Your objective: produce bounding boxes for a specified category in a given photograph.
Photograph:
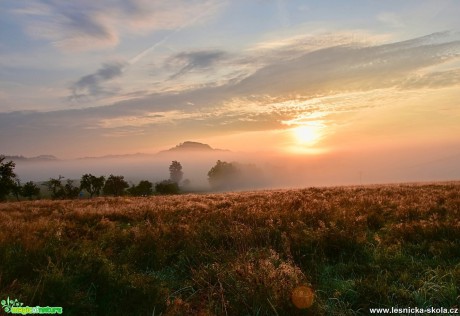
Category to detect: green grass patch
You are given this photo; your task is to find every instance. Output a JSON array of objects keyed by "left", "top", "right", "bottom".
[{"left": 1, "top": 183, "right": 459, "bottom": 315}]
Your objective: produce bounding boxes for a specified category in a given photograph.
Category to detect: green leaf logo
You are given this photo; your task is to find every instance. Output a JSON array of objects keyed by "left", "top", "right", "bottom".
[{"left": 1, "top": 297, "right": 23, "bottom": 313}]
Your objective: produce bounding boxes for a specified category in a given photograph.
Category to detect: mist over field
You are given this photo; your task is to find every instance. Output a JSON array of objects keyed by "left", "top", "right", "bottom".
[
  {"left": 11, "top": 140, "right": 460, "bottom": 191},
  {"left": 13, "top": 151, "right": 235, "bottom": 188}
]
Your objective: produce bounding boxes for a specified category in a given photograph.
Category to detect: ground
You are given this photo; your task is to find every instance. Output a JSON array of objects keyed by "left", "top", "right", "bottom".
[{"left": 0, "top": 183, "right": 459, "bottom": 315}]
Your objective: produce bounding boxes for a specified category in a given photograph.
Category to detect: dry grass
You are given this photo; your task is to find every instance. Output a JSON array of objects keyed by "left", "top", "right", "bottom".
[{"left": 0, "top": 182, "right": 459, "bottom": 315}]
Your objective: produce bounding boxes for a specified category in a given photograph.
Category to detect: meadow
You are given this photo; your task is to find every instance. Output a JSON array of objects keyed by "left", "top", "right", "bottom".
[{"left": 0, "top": 182, "right": 459, "bottom": 315}]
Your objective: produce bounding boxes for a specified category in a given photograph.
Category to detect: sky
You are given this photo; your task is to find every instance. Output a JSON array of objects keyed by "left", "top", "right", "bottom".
[{"left": 1, "top": 0, "right": 460, "bottom": 182}]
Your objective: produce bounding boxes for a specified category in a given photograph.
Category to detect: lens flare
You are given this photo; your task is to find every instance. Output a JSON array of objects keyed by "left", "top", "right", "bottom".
[{"left": 291, "top": 285, "right": 315, "bottom": 309}]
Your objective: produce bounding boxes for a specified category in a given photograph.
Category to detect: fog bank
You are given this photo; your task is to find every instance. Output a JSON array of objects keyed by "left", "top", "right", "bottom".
[{"left": 11, "top": 141, "right": 460, "bottom": 192}]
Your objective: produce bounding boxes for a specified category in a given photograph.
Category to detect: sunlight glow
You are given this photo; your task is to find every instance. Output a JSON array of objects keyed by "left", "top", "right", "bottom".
[{"left": 292, "top": 124, "right": 323, "bottom": 145}]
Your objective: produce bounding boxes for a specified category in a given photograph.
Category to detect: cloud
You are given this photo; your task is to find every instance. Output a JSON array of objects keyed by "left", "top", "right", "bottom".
[
  {"left": 248, "top": 31, "right": 390, "bottom": 55},
  {"left": 70, "top": 62, "right": 126, "bottom": 101},
  {"left": 79, "top": 31, "right": 460, "bottom": 133},
  {"left": 62, "top": 31, "right": 460, "bottom": 109},
  {"left": 232, "top": 31, "right": 460, "bottom": 96},
  {"left": 12, "top": 0, "right": 224, "bottom": 52},
  {"left": 2, "top": 32, "right": 460, "bottom": 157},
  {"left": 401, "top": 68, "right": 460, "bottom": 89},
  {"left": 167, "top": 50, "right": 228, "bottom": 79},
  {"left": 14, "top": 2, "right": 119, "bottom": 51},
  {"left": 71, "top": 31, "right": 460, "bottom": 114}
]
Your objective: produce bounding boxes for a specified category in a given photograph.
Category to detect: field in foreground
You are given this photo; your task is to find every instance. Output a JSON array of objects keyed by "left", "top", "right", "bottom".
[{"left": 0, "top": 183, "right": 459, "bottom": 315}]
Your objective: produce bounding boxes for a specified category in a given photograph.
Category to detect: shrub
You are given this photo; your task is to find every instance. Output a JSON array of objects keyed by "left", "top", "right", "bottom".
[
  {"left": 155, "top": 180, "right": 180, "bottom": 195},
  {"left": 128, "top": 180, "right": 153, "bottom": 196}
]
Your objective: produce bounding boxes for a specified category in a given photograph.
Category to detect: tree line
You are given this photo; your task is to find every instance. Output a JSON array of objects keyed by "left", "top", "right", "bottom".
[
  {"left": 1, "top": 156, "right": 263, "bottom": 201},
  {"left": 0, "top": 157, "right": 185, "bottom": 201}
]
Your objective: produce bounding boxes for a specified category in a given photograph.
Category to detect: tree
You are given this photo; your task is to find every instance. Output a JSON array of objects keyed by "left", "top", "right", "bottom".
[
  {"left": 207, "top": 160, "right": 240, "bottom": 190},
  {"left": 45, "top": 175, "right": 65, "bottom": 199},
  {"left": 22, "top": 181, "right": 41, "bottom": 200},
  {"left": 80, "top": 174, "right": 105, "bottom": 198},
  {"left": 0, "top": 156, "right": 17, "bottom": 201},
  {"left": 169, "top": 161, "right": 183, "bottom": 184},
  {"left": 10, "top": 178, "right": 22, "bottom": 201},
  {"left": 155, "top": 180, "right": 180, "bottom": 195},
  {"left": 207, "top": 160, "right": 264, "bottom": 191},
  {"left": 103, "top": 174, "right": 129, "bottom": 196},
  {"left": 127, "top": 180, "right": 153, "bottom": 196},
  {"left": 63, "top": 179, "right": 80, "bottom": 199}
]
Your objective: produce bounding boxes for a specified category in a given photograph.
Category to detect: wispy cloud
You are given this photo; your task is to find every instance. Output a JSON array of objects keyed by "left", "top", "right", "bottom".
[
  {"left": 168, "top": 50, "right": 228, "bottom": 79},
  {"left": 72, "top": 31, "right": 460, "bottom": 112},
  {"left": 69, "top": 62, "right": 126, "bottom": 101},
  {"left": 234, "top": 31, "right": 460, "bottom": 96},
  {"left": 401, "top": 68, "right": 460, "bottom": 89},
  {"left": 13, "top": 0, "right": 224, "bottom": 52},
  {"left": 248, "top": 31, "right": 391, "bottom": 55}
]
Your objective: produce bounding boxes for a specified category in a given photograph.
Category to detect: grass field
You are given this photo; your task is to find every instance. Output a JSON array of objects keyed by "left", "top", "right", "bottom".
[{"left": 0, "top": 183, "right": 459, "bottom": 315}]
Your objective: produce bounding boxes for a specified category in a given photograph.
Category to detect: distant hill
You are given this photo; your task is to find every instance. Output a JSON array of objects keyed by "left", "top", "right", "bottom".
[
  {"left": 157, "top": 141, "right": 229, "bottom": 155},
  {"left": 2, "top": 154, "right": 58, "bottom": 161},
  {"left": 73, "top": 142, "right": 227, "bottom": 160},
  {"left": 4, "top": 142, "right": 229, "bottom": 162},
  {"left": 77, "top": 153, "right": 151, "bottom": 160}
]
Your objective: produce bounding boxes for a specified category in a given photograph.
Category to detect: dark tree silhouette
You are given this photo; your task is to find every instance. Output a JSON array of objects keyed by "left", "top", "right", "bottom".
[
  {"left": 80, "top": 174, "right": 105, "bottom": 198},
  {"left": 0, "top": 156, "right": 17, "bottom": 201},
  {"left": 22, "top": 181, "right": 41, "bottom": 200},
  {"left": 155, "top": 180, "right": 180, "bottom": 195},
  {"left": 128, "top": 180, "right": 153, "bottom": 196},
  {"left": 45, "top": 175, "right": 65, "bottom": 199},
  {"left": 103, "top": 174, "right": 129, "bottom": 196},
  {"left": 10, "top": 178, "right": 22, "bottom": 201},
  {"left": 169, "top": 161, "right": 183, "bottom": 184},
  {"left": 63, "top": 179, "right": 80, "bottom": 199}
]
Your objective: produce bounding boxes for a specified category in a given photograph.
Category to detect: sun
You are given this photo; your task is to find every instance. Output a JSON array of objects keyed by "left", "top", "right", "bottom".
[{"left": 292, "top": 124, "right": 322, "bottom": 145}]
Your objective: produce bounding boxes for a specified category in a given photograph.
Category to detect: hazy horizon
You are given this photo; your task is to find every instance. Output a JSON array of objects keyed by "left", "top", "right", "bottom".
[
  {"left": 1, "top": 1, "right": 459, "bottom": 187},
  {"left": 10, "top": 143, "right": 460, "bottom": 190}
]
